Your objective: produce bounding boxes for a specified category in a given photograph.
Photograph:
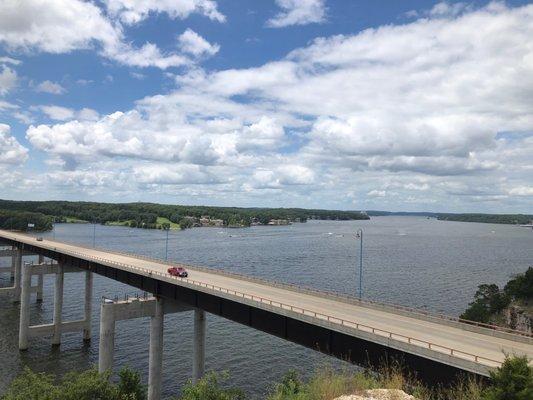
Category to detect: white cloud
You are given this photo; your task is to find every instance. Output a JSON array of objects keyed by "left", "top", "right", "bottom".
[
  {"left": 104, "top": 0, "right": 225, "bottom": 25},
  {"left": 39, "top": 105, "right": 100, "bottom": 121},
  {"left": 508, "top": 186, "right": 533, "bottom": 196},
  {"left": 39, "top": 105, "right": 75, "bottom": 121},
  {"left": 236, "top": 116, "right": 285, "bottom": 152},
  {"left": 0, "top": 56, "right": 20, "bottom": 65},
  {"left": 0, "top": 124, "right": 28, "bottom": 164},
  {"left": 267, "top": 0, "right": 326, "bottom": 28},
  {"left": 0, "top": 65, "right": 17, "bottom": 95},
  {"left": 0, "top": 0, "right": 204, "bottom": 69},
  {"left": 178, "top": 29, "right": 219, "bottom": 57},
  {"left": 15, "top": 3, "right": 533, "bottom": 211},
  {"left": 35, "top": 80, "right": 66, "bottom": 94}
]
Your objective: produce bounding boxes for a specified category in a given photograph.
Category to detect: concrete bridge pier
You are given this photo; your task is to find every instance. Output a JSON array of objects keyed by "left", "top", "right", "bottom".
[
  {"left": 98, "top": 299, "right": 116, "bottom": 372},
  {"left": 192, "top": 309, "right": 206, "bottom": 383},
  {"left": 18, "top": 262, "right": 32, "bottom": 350},
  {"left": 18, "top": 262, "right": 93, "bottom": 350},
  {"left": 12, "top": 245, "right": 22, "bottom": 303},
  {"left": 51, "top": 263, "right": 64, "bottom": 346},
  {"left": 36, "top": 254, "right": 44, "bottom": 302},
  {"left": 97, "top": 296, "right": 199, "bottom": 400},
  {"left": 148, "top": 297, "right": 164, "bottom": 400},
  {"left": 10, "top": 245, "right": 15, "bottom": 282},
  {"left": 83, "top": 271, "right": 93, "bottom": 341}
]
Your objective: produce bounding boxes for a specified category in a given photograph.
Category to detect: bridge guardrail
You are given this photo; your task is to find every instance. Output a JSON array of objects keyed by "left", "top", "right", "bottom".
[
  {"left": 10, "top": 231, "right": 528, "bottom": 338},
  {"left": 72, "top": 243, "right": 531, "bottom": 339},
  {"left": 53, "top": 246, "right": 502, "bottom": 368},
  {"left": 0, "top": 232, "right": 513, "bottom": 367}
]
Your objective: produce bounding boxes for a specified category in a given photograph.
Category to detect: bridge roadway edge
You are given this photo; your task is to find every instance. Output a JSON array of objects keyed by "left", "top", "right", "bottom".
[{"left": 0, "top": 237, "right": 491, "bottom": 387}]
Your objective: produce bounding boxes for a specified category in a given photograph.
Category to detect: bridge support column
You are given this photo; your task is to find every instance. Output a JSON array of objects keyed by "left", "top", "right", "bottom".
[
  {"left": 98, "top": 300, "right": 116, "bottom": 373},
  {"left": 10, "top": 245, "right": 15, "bottom": 282},
  {"left": 52, "top": 263, "right": 64, "bottom": 346},
  {"left": 18, "top": 262, "right": 31, "bottom": 350},
  {"left": 148, "top": 297, "right": 164, "bottom": 400},
  {"left": 192, "top": 309, "right": 206, "bottom": 383},
  {"left": 83, "top": 271, "right": 93, "bottom": 342},
  {"left": 36, "top": 255, "right": 44, "bottom": 303},
  {"left": 12, "top": 245, "right": 22, "bottom": 303}
]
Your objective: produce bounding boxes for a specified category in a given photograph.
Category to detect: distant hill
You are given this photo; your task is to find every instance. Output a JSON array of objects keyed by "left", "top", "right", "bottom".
[
  {"left": 437, "top": 213, "right": 533, "bottom": 225},
  {"left": 0, "top": 199, "right": 369, "bottom": 231}
]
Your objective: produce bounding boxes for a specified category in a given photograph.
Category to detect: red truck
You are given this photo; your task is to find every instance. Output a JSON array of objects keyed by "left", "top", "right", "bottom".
[{"left": 167, "top": 266, "right": 188, "bottom": 278}]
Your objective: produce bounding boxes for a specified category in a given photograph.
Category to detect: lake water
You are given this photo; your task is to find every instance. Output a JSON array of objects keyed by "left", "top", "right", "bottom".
[{"left": 1, "top": 217, "right": 532, "bottom": 398}]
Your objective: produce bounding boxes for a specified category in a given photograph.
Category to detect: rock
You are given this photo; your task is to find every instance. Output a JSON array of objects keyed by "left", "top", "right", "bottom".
[{"left": 335, "top": 389, "right": 417, "bottom": 400}]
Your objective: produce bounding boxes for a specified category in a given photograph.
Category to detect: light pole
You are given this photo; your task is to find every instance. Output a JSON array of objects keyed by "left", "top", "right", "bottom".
[
  {"left": 164, "top": 226, "right": 170, "bottom": 261},
  {"left": 355, "top": 228, "right": 363, "bottom": 299}
]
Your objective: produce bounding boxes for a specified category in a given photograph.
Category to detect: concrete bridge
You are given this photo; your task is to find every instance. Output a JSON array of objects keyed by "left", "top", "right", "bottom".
[{"left": 1, "top": 229, "right": 532, "bottom": 400}]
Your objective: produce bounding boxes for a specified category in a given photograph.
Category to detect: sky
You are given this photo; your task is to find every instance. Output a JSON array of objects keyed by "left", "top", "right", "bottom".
[{"left": 0, "top": 0, "right": 532, "bottom": 213}]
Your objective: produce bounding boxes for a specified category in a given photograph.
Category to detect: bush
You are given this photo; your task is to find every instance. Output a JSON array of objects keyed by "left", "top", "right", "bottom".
[
  {"left": 1, "top": 366, "right": 146, "bottom": 400},
  {"left": 483, "top": 355, "right": 532, "bottom": 400},
  {"left": 178, "top": 372, "right": 245, "bottom": 400}
]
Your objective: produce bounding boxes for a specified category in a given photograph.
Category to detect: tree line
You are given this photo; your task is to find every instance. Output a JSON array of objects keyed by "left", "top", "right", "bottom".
[
  {"left": 0, "top": 200, "right": 369, "bottom": 231},
  {"left": 460, "top": 267, "right": 533, "bottom": 324},
  {"left": 0, "top": 210, "right": 53, "bottom": 231},
  {"left": 438, "top": 213, "right": 533, "bottom": 225}
]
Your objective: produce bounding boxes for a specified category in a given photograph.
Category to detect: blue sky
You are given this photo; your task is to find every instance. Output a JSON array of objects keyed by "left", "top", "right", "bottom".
[{"left": 0, "top": 0, "right": 532, "bottom": 212}]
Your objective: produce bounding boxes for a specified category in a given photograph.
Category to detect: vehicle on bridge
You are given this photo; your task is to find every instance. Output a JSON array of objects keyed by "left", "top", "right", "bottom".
[
  {"left": 36, "top": 237, "right": 43, "bottom": 241},
  {"left": 167, "top": 266, "right": 188, "bottom": 277}
]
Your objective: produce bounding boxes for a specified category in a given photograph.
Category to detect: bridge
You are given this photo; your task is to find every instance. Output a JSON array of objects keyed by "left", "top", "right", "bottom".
[{"left": 1, "top": 229, "right": 532, "bottom": 400}]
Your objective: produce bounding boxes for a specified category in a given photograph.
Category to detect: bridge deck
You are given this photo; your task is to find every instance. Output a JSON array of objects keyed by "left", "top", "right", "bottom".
[{"left": 1, "top": 230, "right": 532, "bottom": 375}]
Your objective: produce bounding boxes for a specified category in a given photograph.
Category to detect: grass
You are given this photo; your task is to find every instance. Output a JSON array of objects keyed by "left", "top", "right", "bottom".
[
  {"left": 266, "top": 364, "right": 485, "bottom": 400},
  {"left": 105, "top": 220, "right": 133, "bottom": 227},
  {"left": 156, "top": 216, "right": 180, "bottom": 229},
  {"left": 64, "top": 216, "right": 89, "bottom": 223}
]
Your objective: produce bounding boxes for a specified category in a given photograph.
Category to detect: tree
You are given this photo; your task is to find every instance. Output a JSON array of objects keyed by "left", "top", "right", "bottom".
[
  {"left": 117, "top": 366, "right": 146, "bottom": 400},
  {"left": 1, "top": 366, "right": 147, "bottom": 400},
  {"left": 504, "top": 268, "right": 533, "bottom": 301},
  {"left": 460, "top": 283, "right": 510, "bottom": 323},
  {"left": 483, "top": 355, "right": 533, "bottom": 400},
  {"left": 178, "top": 372, "right": 245, "bottom": 400}
]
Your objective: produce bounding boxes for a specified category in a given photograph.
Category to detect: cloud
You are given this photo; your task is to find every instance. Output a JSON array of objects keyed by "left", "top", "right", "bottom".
[
  {"left": 104, "top": 0, "right": 225, "bottom": 25},
  {"left": 178, "top": 29, "right": 220, "bottom": 58},
  {"left": 17, "top": 3, "right": 533, "bottom": 211},
  {"left": 39, "top": 105, "right": 100, "bottom": 121},
  {"left": 267, "top": 0, "right": 326, "bottom": 28},
  {"left": 236, "top": 116, "right": 285, "bottom": 152},
  {"left": 508, "top": 186, "right": 533, "bottom": 196},
  {"left": 0, "top": 64, "right": 17, "bottom": 95},
  {"left": 35, "top": 80, "right": 66, "bottom": 94},
  {"left": 0, "top": 0, "right": 213, "bottom": 69},
  {"left": 0, "top": 124, "right": 28, "bottom": 164},
  {"left": 0, "top": 56, "right": 20, "bottom": 65}
]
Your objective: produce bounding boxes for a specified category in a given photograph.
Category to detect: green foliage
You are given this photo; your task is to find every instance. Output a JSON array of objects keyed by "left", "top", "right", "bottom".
[
  {"left": 483, "top": 355, "right": 533, "bottom": 400},
  {"left": 60, "top": 369, "right": 117, "bottom": 400},
  {"left": 0, "top": 199, "right": 369, "bottom": 232},
  {"left": 504, "top": 267, "right": 533, "bottom": 301},
  {"left": 0, "top": 367, "right": 59, "bottom": 400},
  {"left": 437, "top": 213, "right": 533, "bottom": 225},
  {"left": 461, "top": 267, "right": 532, "bottom": 324},
  {"left": 178, "top": 372, "right": 245, "bottom": 400},
  {"left": 1, "top": 366, "right": 146, "bottom": 400},
  {"left": 460, "top": 284, "right": 510, "bottom": 323},
  {"left": 117, "top": 366, "right": 146, "bottom": 400},
  {"left": 0, "top": 210, "right": 53, "bottom": 231}
]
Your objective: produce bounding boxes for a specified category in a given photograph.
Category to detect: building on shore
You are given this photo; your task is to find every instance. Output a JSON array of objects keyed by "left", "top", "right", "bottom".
[{"left": 267, "top": 219, "right": 290, "bottom": 226}]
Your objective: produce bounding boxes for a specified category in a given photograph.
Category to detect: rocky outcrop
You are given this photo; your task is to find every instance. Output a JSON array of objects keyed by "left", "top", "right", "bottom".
[
  {"left": 505, "top": 304, "right": 533, "bottom": 334},
  {"left": 335, "top": 389, "right": 417, "bottom": 400}
]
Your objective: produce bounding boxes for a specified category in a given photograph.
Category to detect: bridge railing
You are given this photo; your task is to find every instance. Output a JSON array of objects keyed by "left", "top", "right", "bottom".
[
  {"left": 54, "top": 246, "right": 502, "bottom": 369},
  {"left": 3, "top": 229, "right": 529, "bottom": 339},
  {"left": 78, "top": 244, "right": 532, "bottom": 339}
]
